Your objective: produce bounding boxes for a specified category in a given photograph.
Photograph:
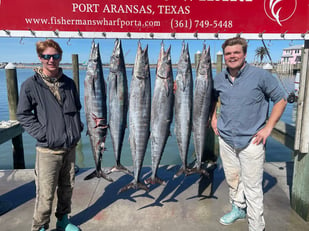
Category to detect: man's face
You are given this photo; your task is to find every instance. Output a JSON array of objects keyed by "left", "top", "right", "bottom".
[
  {"left": 223, "top": 44, "right": 246, "bottom": 72},
  {"left": 39, "top": 47, "right": 61, "bottom": 75}
]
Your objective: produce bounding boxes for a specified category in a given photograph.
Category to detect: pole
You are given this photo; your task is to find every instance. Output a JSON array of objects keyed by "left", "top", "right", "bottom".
[
  {"left": 195, "top": 51, "right": 201, "bottom": 72},
  {"left": 216, "top": 51, "right": 223, "bottom": 75},
  {"left": 5, "top": 63, "right": 25, "bottom": 169},
  {"left": 72, "top": 54, "right": 80, "bottom": 96}
]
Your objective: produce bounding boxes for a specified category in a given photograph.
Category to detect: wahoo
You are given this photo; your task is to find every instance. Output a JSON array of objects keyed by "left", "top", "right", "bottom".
[
  {"left": 191, "top": 44, "right": 213, "bottom": 176},
  {"left": 84, "top": 42, "right": 112, "bottom": 182},
  {"left": 107, "top": 39, "right": 131, "bottom": 175},
  {"left": 145, "top": 42, "right": 174, "bottom": 185},
  {"left": 119, "top": 41, "right": 151, "bottom": 192},
  {"left": 174, "top": 42, "right": 194, "bottom": 177}
]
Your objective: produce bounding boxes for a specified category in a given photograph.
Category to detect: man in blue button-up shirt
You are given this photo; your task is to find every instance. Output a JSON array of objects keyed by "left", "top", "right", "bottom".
[{"left": 211, "top": 37, "right": 287, "bottom": 231}]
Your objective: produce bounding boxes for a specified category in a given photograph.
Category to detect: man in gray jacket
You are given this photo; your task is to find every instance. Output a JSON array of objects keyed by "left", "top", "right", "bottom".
[{"left": 17, "top": 39, "right": 83, "bottom": 231}]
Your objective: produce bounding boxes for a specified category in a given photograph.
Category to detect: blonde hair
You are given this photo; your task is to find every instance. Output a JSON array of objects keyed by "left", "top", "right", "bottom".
[{"left": 36, "top": 39, "right": 63, "bottom": 56}]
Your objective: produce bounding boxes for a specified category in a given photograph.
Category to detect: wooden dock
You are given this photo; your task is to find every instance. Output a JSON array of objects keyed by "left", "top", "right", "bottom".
[{"left": 0, "top": 162, "right": 308, "bottom": 231}]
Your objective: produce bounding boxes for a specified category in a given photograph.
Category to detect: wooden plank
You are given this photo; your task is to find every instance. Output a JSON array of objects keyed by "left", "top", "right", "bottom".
[
  {"left": 0, "top": 120, "right": 23, "bottom": 145},
  {"left": 291, "top": 40, "right": 309, "bottom": 222}
]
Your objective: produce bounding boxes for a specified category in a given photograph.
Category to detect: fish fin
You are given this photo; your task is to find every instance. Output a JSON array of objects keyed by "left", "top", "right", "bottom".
[
  {"left": 118, "top": 182, "right": 149, "bottom": 194},
  {"left": 186, "top": 166, "right": 209, "bottom": 177},
  {"left": 91, "top": 76, "right": 96, "bottom": 96},
  {"left": 173, "top": 166, "right": 190, "bottom": 178},
  {"left": 83, "top": 170, "right": 97, "bottom": 180},
  {"left": 164, "top": 79, "right": 170, "bottom": 97},
  {"left": 106, "top": 164, "right": 133, "bottom": 175},
  {"left": 84, "top": 169, "right": 114, "bottom": 182},
  {"left": 144, "top": 177, "right": 166, "bottom": 185}
]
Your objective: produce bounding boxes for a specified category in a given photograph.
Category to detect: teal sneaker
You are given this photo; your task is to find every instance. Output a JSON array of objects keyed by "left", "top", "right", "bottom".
[
  {"left": 220, "top": 204, "right": 246, "bottom": 225},
  {"left": 56, "top": 214, "right": 80, "bottom": 231},
  {"left": 39, "top": 228, "right": 45, "bottom": 231}
]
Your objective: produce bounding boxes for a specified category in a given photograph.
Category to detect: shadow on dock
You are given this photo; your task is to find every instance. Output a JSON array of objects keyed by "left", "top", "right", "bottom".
[{"left": 0, "top": 162, "right": 307, "bottom": 231}]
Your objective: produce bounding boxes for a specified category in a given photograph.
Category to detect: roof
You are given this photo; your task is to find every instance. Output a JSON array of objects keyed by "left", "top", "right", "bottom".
[{"left": 283, "top": 44, "right": 304, "bottom": 50}]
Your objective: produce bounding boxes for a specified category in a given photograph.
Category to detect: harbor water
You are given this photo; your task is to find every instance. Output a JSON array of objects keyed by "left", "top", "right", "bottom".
[{"left": 0, "top": 67, "right": 296, "bottom": 169}]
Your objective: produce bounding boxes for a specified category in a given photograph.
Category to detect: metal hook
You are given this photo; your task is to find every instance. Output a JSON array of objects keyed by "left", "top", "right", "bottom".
[
  {"left": 214, "top": 31, "right": 220, "bottom": 39},
  {"left": 280, "top": 30, "right": 288, "bottom": 39},
  {"left": 29, "top": 29, "right": 36, "bottom": 37},
  {"left": 194, "top": 31, "right": 198, "bottom": 38},
  {"left": 19, "top": 37, "right": 24, "bottom": 45},
  {"left": 203, "top": 39, "right": 206, "bottom": 47},
  {"left": 53, "top": 30, "right": 59, "bottom": 37},
  {"left": 127, "top": 32, "right": 131, "bottom": 38},
  {"left": 102, "top": 32, "right": 106, "bottom": 38},
  {"left": 258, "top": 31, "right": 265, "bottom": 39},
  {"left": 67, "top": 38, "right": 71, "bottom": 46},
  {"left": 301, "top": 30, "right": 309, "bottom": 38},
  {"left": 3, "top": 30, "right": 10, "bottom": 36},
  {"left": 78, "top": 30, "right": 83, "bottom": 37},
  {"left": 171, "top": 32, "right": 176, "bottom": 38},
  {"left": 149, "top": 33, "right": 154, "bottom": 38}
]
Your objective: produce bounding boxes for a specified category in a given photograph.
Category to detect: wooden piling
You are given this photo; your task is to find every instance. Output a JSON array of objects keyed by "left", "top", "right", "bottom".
[
  {"left": 195, "top": 51, "right": 201, "bottom": 71},
  {"left": 5, "top": 63, "right": 25, "bottom": 169},
  {"left": 291, "top": 40, "right": 309, "bottom": 221},
  {"left": 216, "top": 51, "right": 223, "bottom": 74},
  {"left": 72, "top": 54, "right": 80, "bottom": 96}
]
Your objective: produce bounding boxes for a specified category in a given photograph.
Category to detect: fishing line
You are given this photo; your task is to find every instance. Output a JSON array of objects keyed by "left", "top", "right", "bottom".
[
  {"left": 261, "top": 39, "right": 296, "bottom": 103},
  {"left": 86, "top": 178, "right": 101, "bottom": 208}
]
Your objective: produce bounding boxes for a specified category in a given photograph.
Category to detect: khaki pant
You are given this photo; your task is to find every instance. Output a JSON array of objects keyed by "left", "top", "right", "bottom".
[
  {"left": 31, "top": 146, "right": 76, "bottom": 231},
  {"left": 219, "top": 137, "right": 265, "bottom": 231}
]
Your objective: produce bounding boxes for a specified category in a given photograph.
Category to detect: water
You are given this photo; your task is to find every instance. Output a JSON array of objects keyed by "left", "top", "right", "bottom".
[{"left": 0, "top": 67, "right": 295, "bottom": 169}]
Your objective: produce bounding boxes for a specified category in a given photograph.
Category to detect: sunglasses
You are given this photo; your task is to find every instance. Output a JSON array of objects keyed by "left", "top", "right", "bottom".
[{"left": 40, "top": 54, "right": 61, "bottom": 60}]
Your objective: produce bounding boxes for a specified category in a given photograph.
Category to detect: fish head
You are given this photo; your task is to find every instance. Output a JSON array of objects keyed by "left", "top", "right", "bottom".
[
  {"left": 87, "top": 42, "right": 102, "bottom": 78},
  {"left": 110, "top": 39, "right": 124, "bottom": 72},
  {"left": 157, "top": 44, "right": 172, "bottom": 80},
  {"left": 177, "top": 43, "right": 191, "bottom": 72},
  {"left": 134, "top": 42, "right": 149, "bottom": 79},
  {"left": 197, "top": 45, "right": 212, "bottom": 78}
]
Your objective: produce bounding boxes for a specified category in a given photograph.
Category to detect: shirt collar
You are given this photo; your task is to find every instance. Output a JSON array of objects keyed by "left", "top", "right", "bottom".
[{"left": 224, "top": 62, "right": 248, "bottom": 80}]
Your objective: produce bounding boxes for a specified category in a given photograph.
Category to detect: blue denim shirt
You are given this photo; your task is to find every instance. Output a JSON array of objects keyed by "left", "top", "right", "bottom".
[{"left": 213, "top": 63, "right": 286, "bottom": 150}]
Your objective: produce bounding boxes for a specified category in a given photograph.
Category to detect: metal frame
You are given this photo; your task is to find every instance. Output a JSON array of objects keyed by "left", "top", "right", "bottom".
[{"left": 1, "top": 30, "right": 309, "bottom": 40}]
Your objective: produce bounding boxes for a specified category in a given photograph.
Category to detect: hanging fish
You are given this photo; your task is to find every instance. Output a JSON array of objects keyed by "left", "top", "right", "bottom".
[
  {"left": 191, "top": 44, "right": 213, "bottom": 176},
  {"left": 145, "top": 42, "right": 174, "bottom": 185},
  {"left": 84, "top": 42, "right": 112, "bottom": 182},
  {"left": 119, "top": 41, "right": 151, "bottom": 192},
  {"left": 174, "top": 42, "right": 194, "bottom": 177},
  {"left": 107, "top": 39, "right": 131, "bottom": 175}
]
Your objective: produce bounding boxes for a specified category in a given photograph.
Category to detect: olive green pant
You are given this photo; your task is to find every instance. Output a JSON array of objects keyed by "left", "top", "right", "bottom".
[{"left": 31, "top": 146, "right": 76, "bottom": 231}]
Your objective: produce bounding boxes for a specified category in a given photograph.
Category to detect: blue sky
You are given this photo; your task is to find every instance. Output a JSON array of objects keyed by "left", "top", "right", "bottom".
[{"left": 0, "top": 37, "right": 305, "bottom": 65}]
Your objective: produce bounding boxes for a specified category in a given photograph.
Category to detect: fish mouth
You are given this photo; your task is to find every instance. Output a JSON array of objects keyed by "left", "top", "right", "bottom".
[
  {"left": 136, "top": 75, "right": 148, "bottom": 80},
  {"left": 157, "top": 75, "right": 170, "bottom": 80}
]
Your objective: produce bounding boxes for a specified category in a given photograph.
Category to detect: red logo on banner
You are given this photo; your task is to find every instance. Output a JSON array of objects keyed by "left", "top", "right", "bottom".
[{"left": 264, "top": 0, "right": 297, "bottom": 26}]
